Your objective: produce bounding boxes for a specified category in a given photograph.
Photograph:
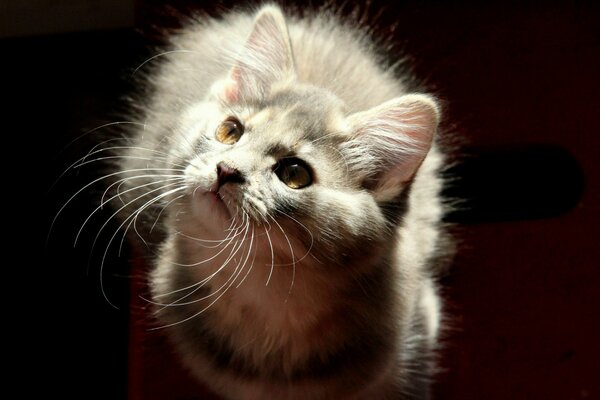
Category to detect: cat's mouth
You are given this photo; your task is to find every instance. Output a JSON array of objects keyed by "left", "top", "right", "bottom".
[
  {"left": 208, "top": 189, "right": 224, "bottom": 205},
  {"left": 214, "top": 191, "right": 223, "bottom": 202},
  {"left": 206, "top": 189, "right": 233, "bottom": 218}
]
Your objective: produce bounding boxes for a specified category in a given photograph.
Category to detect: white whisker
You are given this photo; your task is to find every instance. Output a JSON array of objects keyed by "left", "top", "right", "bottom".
[
  {"left": 91, "top": 181, "right": 187, "bottom": 255},
  {"left": 236, "top": 222, "right": 258, "bottom": 288},
  {"left": 134, "top": 195, "right": 175, "bottom": 249},
  {"left": 59, "top": 121, "right": 147, "bottom": 155},
  {"left": 149, "top": 193, "right": 186, "bottom": 234},
  {"left": 74, "top": 177, "right": 185, "bottom": 247},
  {"left": 171, "top": 212, "right": 238, "bottom": 246},
  {"left": 50, "top": 138, "right": 132, "bottom": 194},
  {"left": 75, "top": 155, "right": 184, "bottom": 170},
  {"left": 98, "top": 185, "right": 187, "bottom": 308},
  {"left": 152, "top": 213, "right": 251, "bottom": 307},
  {"left": 101, "top": 174, "right": 183, "bottom": 207},
  {"left": 263, "top": 219, "right": 276, "bottom": 286},
  {"left": 131, "top": 49, "right": 198, "bottom": 77},
  {"left": 269, "top": 216, "right": 296, "bottom": 297},
  {"left": 50, "top": 168, "right": 181, "bottom": 247},
  {"left": 170, "top": 222, "right": 244, "bottom": 267},
  {"left": 122, "top": 192, "right": 184, "bottom": 254},
  {"left": 149, "top": 217, "right": 255, "bottom": 330}
]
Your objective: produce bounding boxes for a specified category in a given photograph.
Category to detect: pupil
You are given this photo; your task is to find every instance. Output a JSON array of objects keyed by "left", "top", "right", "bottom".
[
  {"left": 288, "top": 165, "right": 300, "bottom": 180},
  {"left": 227, "top": 123, "right": 237, "bottom": 135}
]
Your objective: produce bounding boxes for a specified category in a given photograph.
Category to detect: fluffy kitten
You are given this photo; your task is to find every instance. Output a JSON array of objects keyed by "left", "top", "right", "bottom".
[{"left": 117, "top": 4, "right": 449, "bottom": 399}]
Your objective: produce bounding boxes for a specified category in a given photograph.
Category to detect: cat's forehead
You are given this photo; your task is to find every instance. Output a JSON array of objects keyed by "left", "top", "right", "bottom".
[{"left": 253, "top": 85, "right": 347, "bottom": 143}]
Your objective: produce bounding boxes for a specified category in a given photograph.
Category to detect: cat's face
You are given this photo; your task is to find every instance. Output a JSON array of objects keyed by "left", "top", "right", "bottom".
[
  {"left": 158, "top": 7, "right": 438, "bottom": 267},
  {"left": 169, "top": 83, "right": 384, "bottom": 264}
]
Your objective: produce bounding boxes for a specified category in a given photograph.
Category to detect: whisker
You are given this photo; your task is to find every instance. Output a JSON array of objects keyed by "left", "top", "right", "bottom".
[
  {"left": 120, "top": 206, "right": 151, "bottom": 253},
  {"left": 202, "top": 217, "right": 256, "bottom": 301},
  {"left": 275, "top": 211, "right": 315, "bottom": 265},
  {"left": 49, "top": 139, "right": 137, "bottom": 194},
  {"left": 101, "top": 173, "right": 184, "bottom": 206},
  {"left": 173, "top": 218, "right": 246, "bottom": 247},
  {"left": 152, "top": 213, "right": 251, "bottom": 306},
  {"left": 156, "top": 126, "right": 199, "bottom": 154},
  {"left": 91, "top": 181, "right": 187, "bottom": 255},
  {"left": 149, "top": 192, "right": 187, "bottom": 234},
  {"left": 172, "top": 212, "right": 238, "bottom": 245},
  {"left": 149, "top": 218, "right": 254, "bottom": 330},
  {"left": 268, "top": 215, "right": 296, "bottom": 297},
  {"left": 74, "top": 177, "right": 186, "bottom": 247},
  {"left": 170, "top": 222, "right": 245, "bottom": 267},
  {"left": 80, "top": 138, "right": 130, "bottom": 166},
  {"left": 119, "top": 193, "right": 185, "bottom": 255},
  {"left": 263, "top": 219, "right": 276, "bottom": 286},
  {"left": 70, "top": 144, "right": 183, "bottom": 180},
  {"left": 236, "top": 219, "right": 257, "bottom": 288},
  {"left": 222, "top": 214, "right": 255, "bottom": 289},
  {"left": 98, "top": 185, "right": 187, "bottom": 309},
  {"left": 131, "top": 49, "right": 198, "bottom": 77},
  {"left": 49, "top": 166, "right": 188, "bottom": 244},
  {"left": 59, "top": 121, "right": 147, "bottom": 155},
  {"left": 75, "top": 153, "right": 186, "bottom": 170},
  {"left": 171, "top": 206, "right": 247, "bottom": 248}
]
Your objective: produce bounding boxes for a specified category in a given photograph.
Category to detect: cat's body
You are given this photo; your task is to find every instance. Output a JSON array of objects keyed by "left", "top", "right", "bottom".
[{"left": 116, "top": 4, "right": 449, "bottom": 399}]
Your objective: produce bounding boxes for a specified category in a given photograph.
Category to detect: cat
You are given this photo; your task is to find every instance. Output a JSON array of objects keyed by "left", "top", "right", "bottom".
[{"left": 113, "top": 3, "right": 451, "bottom": 399}]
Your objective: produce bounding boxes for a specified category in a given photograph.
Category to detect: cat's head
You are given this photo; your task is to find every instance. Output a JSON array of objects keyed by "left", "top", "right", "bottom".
[{"left": 167, "top": 6, "right": 439, "bottom": 266}]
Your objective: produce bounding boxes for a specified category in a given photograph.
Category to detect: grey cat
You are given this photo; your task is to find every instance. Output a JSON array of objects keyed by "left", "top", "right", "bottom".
[{"left": 114, "top": 4, "right": 450, "bottom": 399}]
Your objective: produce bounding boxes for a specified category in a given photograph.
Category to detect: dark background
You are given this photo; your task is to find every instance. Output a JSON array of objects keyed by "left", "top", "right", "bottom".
[{"left": 8, "top": 1, "right": 599, "bottom": 399}]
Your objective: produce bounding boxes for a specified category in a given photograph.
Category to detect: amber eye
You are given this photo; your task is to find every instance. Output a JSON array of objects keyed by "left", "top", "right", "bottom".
[
  {"left": 216, "top": 117, "right": 244, "bottom": 144},
  {"left": 274, "top": 158, "right": 313, "bottom": 189}
]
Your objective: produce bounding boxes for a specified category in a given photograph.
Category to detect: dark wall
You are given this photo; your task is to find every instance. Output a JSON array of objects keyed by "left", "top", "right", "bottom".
[
  {"left": 11, "top": 31, "right": 141, "bottom": 398},
  {"left": 12, "top": 1, "right": 599, "bottom": 399}
]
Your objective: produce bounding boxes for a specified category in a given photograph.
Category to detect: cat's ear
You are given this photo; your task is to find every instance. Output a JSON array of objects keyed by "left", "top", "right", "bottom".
[
  {"left": 345, "top": 94, "right": 440, "bottom": 202},
  {"left": 218, "top": 6, "right": 296, "bottom": 103}
]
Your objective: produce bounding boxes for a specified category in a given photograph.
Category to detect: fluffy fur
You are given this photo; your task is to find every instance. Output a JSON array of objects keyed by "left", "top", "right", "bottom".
[{"left": 114, "top": 4, "right": 450, "bottom": 399}]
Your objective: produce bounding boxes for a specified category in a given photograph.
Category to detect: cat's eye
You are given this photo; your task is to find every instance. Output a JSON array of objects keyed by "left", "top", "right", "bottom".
[
  {"left": 274, "top": 158, "right": 313, "bottom": 189},
  {"left": 216, "top": 117, "right": 244, "bottom": 145}
]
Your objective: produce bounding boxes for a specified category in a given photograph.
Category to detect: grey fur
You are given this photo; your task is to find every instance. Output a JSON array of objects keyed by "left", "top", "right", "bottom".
[{"left": 112, "top": 4, "right": 451, "bottom": 399}]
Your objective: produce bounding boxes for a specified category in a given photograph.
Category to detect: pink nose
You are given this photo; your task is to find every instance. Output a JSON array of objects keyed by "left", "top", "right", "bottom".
[{"left": 216, "top": 162, "right": 245, "bottom": 190}]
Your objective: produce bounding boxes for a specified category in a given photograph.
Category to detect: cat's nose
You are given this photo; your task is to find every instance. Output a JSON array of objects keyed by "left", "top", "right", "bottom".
[{"left": 215, "top": 161, "right": 245, "bottom": 189}]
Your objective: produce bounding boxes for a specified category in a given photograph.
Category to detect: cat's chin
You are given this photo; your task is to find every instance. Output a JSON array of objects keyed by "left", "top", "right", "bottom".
[{"left": 188, "top": 188, "right": 234, "bottom": 223}]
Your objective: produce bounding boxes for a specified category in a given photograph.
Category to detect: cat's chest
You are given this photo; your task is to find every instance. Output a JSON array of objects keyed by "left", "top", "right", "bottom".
[
  {"left": 200, "top": 252, "right": 324, "bottom": 334},
  {"left": 178, "top": 238, "right": 337, "bottom": 346}
]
